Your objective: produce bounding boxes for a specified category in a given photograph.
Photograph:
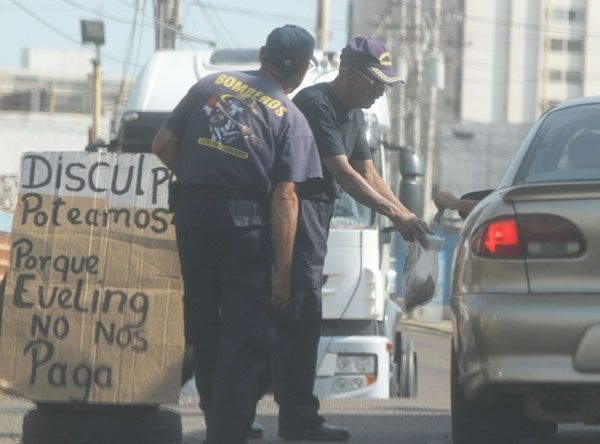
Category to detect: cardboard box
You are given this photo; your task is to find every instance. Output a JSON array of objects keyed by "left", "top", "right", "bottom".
[{"left": 0, "top": 152, "right": 184, "bottom": 404}]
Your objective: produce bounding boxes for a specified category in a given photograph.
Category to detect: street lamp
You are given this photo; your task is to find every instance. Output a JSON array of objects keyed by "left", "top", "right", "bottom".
[{"left": 80, "top": 19, "right": 105, "bottom": 145}]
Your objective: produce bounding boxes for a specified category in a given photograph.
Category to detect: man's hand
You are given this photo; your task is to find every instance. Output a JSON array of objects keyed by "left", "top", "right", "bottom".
[
  {"left": 394, "top": 213, "right": 434, "bottom": 249},
  {"left": 270, "top": 269, "right": 291, "bottom": 309},
  {"left": 434, "top": 190, "right": 459, "bottom": 211}
]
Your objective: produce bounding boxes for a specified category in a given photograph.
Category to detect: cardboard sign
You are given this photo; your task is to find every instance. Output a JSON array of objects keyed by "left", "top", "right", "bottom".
[{"left": 0, "top": 152, "right": 184, "bottom": 404}]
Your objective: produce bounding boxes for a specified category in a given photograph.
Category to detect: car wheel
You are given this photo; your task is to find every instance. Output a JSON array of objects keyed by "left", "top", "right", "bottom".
[
  {"left": 451, "top": 346, "right": 518, "bottom": 444},
  {"left": 23, "top": 406, "right": 182, "bottom": 444},
  {"left": 398, "top": 339, "right": 417, "bottom": 398}
]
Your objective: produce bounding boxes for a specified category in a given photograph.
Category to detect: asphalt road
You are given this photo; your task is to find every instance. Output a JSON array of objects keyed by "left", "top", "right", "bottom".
[
  {"left": 177, "top": 326, "right": 453, "bottom": 444},
  {"left": 2, "top": 326, "right": 600, "bottom": 443}
]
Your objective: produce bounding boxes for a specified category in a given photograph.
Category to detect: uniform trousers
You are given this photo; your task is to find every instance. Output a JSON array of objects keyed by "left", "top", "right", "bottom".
[
  {"left": 272, "top": 199, "right": 335, "bottom": 432},
  {"left": 176, "top": 196, "right": 272, "bottom": 444}
]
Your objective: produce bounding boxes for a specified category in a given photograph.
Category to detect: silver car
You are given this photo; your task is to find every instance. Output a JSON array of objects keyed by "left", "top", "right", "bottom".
[{"left": 451, "top": 97, "right": 600, "bottom": 444}]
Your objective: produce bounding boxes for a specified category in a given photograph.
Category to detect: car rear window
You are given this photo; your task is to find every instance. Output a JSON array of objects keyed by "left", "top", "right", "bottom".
[{"left": 515, "top": 103, "right": 600, "bottom": 184}]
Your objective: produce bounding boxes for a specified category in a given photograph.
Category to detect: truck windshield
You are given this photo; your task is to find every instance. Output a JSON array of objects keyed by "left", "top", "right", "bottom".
[{"left": 330, "top": 192, "right": 374, "bottom": 229}]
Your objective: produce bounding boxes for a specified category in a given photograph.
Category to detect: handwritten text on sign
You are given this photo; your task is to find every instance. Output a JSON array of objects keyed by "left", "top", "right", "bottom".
[{"left": 0, "top": 152, "right": 183, "bottom": 403}]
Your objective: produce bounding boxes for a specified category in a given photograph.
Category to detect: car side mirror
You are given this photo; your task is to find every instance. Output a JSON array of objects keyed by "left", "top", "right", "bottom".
[
  {"left": 458, "top": 189, "right": 494, "bottom": 220},
  {"left": 398, "top": 147, "right": 424, "bottom": 218}
]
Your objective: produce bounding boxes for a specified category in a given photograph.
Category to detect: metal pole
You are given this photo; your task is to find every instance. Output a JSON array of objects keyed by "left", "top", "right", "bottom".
[
  {"left": 155, "top": 0, "right": 178, "bottom": 50},
  {"left": 390, "top": 0, "right": 406, "bottom": 147},
  {"left": 316, "top": 0, "right": 330, "bottom": 51},
  {"left": 422, "top": 0, "right": 441, "bottom": 220},
  {"left": 91, "top": 44, "right": 102, "bottom": 143},
  {"left": 405, "top": 0, "right": 422, "bottom": 153}
]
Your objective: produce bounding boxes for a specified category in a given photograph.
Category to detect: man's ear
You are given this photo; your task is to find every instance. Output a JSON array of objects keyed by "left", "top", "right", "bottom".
[{"left": 259, "top": 46, "right": 266, "bottom": 64}]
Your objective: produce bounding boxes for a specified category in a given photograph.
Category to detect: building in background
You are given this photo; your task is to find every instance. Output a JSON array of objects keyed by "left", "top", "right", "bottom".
[
  {"left": 462, "top": 0, "right": 600, "bottom": 124},
  {"left": 349, "top": 0, "right": 600, "bottom": 201},
  {"left": 1, "top": 48, "right": 129, "bottom": 118},
  {"left": 0, "top": 48, "right": 133, "bottom": 215}
]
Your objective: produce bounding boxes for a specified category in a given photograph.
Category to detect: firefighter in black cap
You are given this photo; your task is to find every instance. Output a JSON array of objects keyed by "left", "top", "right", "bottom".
[{"left": 152, "top": 24, "right": 322, "bottom": 444}]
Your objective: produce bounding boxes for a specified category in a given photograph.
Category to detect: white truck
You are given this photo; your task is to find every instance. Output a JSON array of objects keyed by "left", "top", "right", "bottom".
[{"left": 115, "top": 49, "right": 419, "bottom": 399}]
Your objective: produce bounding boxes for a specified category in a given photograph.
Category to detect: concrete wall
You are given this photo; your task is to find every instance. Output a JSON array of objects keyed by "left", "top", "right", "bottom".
[{"left": 434, "top": 120, "right": 533, "bottom": 197}]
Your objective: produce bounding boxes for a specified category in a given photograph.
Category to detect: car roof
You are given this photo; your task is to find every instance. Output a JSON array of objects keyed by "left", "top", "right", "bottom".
[{"left": 551, "top": 96, "right": 600, "bottom": 112}]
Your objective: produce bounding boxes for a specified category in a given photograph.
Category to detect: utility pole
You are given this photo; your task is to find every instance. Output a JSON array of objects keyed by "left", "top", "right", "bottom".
[
  {"left": 92, "top": 46, "right": 102, "bottom": 142},
  {"left": 389, "top": 0, "right": 406, "bottom": 147},
  {"left": 316, "top": 0, "right": 330, "bottom": 51},
  {"left": 80, "top": 20, "right": 105, "bottom": 145},
  {"left": 404, "top": 0, "right": 422, "bottom": 154},
  {"left": 422, "top": 0, "right": 442, "bottom": 220},
  {"left": 154, "top": 0, "right": 179, "bottom": 50}
]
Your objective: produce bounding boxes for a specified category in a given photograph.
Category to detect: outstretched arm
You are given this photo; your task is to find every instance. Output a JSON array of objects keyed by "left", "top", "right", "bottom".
[
  {"left": 323, "top": 155, "right": 432, "bottom": 246},
  {"left": 434, "top": 190, "right": 478, "bottom": 215}
]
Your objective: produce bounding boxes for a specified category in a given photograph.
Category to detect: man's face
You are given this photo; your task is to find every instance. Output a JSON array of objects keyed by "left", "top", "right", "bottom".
[{"left": 345, "top": 67, "right": 389, "bottom": 109}]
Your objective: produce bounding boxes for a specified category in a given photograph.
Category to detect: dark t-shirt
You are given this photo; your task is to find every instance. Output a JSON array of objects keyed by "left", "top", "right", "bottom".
[
  {"left": 289, "top": 83, "right": 372, "bottom": 288},
  {"left": 163, "top": 70, "right": 322, "bottom": 225},
  {"left": 293, "top": 82, "right": 371, "bottom": 202}
]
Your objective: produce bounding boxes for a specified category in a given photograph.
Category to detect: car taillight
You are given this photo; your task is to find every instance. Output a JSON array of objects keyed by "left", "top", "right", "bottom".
[
  {"left": 472, "top": 218, "right": 522, "bottom": 257},
  {"left": 471, "top": 214, "right": 585, "bottom": 258}
]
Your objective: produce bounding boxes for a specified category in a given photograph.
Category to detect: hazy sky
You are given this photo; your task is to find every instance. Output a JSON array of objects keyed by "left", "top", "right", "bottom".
[{"left": 0, "top": 0, "right": 349, "bottom": 77}]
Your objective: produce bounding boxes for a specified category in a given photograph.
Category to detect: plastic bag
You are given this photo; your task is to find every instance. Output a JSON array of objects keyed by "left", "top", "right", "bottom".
[{"left": 402, "top": 213, "right": 444, "bottom": 312}]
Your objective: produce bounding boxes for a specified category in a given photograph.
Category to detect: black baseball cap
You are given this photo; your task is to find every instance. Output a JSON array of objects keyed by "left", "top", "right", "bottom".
[
  {"left": 340, "top": 37, "right": 404, "bottom": 85},
  {"left": 264, "top": 24, "right": 318, "bottom": 69}
]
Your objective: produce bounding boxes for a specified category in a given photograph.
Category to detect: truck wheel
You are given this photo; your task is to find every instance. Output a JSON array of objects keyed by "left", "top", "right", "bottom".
[
  {"left": 389, "top": 361, "right": 400, "bottom": 397},
  {"left": 23, "top": 406, "right": 182, "bottom": 444},
  {"left": 398, "top": 339, "right": 417, "bottom": 398},
  {"left": 451, "top": 347, "right": 517, "bottom": 444}
]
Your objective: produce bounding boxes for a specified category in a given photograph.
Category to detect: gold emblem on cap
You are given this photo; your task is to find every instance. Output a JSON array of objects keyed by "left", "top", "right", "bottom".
[
  {"left": 370, "top": 66, "right": 403, "bottom": 84},
  {"left": 378, "top": 51, "right": 392, "bottom": 66}
]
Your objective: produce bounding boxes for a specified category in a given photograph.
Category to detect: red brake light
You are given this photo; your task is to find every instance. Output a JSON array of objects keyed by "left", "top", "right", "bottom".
[
  {"left": 473, "top": 217, "right": 522, "bottom": 257},
  {"left": 471, "top": 214, "right": 585, "bottom": 259}
]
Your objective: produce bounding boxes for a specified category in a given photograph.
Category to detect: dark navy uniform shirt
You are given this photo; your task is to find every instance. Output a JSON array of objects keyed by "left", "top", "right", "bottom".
[
  {"left": 289, "top": 83, "right": 372, "bottom": 288},
  {"left": 293, "top": 82, "right": 372, "bottom": 203},
  {"left": 163, "top": 70, "right": 323, "bottom": 226}
]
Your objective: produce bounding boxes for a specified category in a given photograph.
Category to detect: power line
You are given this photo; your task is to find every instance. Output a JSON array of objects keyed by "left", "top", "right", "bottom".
[
  {"left": 117, "top": 0, "right": 216, "bottom": 46},
  {"left": 8, "top": 0, "right": 139, "bottom": 66},
  {"left": 194, "top": 0, "right": 235, "bottom": 47},
  {"left": 205, "top": 0, "right": 239, "bottom": 46},
  {"left": 61, "top": 0, "right": 150, "bottom": 27},
  {"left": 113, "top": 0, "right": 142, "bottom": 111},
  {"left": 398, "top": 0, "right": 600, "bottom": 39},
  {"left": 190, "top": 0, "right": 344, "bottom": 25}
]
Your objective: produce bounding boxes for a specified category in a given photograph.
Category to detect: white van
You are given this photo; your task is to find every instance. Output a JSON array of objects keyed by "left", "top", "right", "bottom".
[{"left": 116, "top": 49, "right": 418, "bottom": 399}]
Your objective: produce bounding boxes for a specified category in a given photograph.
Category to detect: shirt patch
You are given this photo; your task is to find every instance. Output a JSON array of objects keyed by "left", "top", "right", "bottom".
[
  {"left": 197, "top": 137, "right": 249, "bottom": 159},
  {"left": 202, "top": 91, "right": 263, "bottom": 152}
]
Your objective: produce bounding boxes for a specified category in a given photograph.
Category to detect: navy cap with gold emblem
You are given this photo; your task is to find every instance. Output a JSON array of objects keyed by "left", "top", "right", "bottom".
[{"left": 340, "top": 37, "right": 404, "bottom": 85}]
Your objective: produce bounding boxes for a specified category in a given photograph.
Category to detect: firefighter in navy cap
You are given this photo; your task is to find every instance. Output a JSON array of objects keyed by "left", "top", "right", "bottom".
[
  {"left": 152, "top": 24, "right": 322, "bottom": 444},
  {"left": 270, "top": 36, "right": 432, "bottom": 442}
]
